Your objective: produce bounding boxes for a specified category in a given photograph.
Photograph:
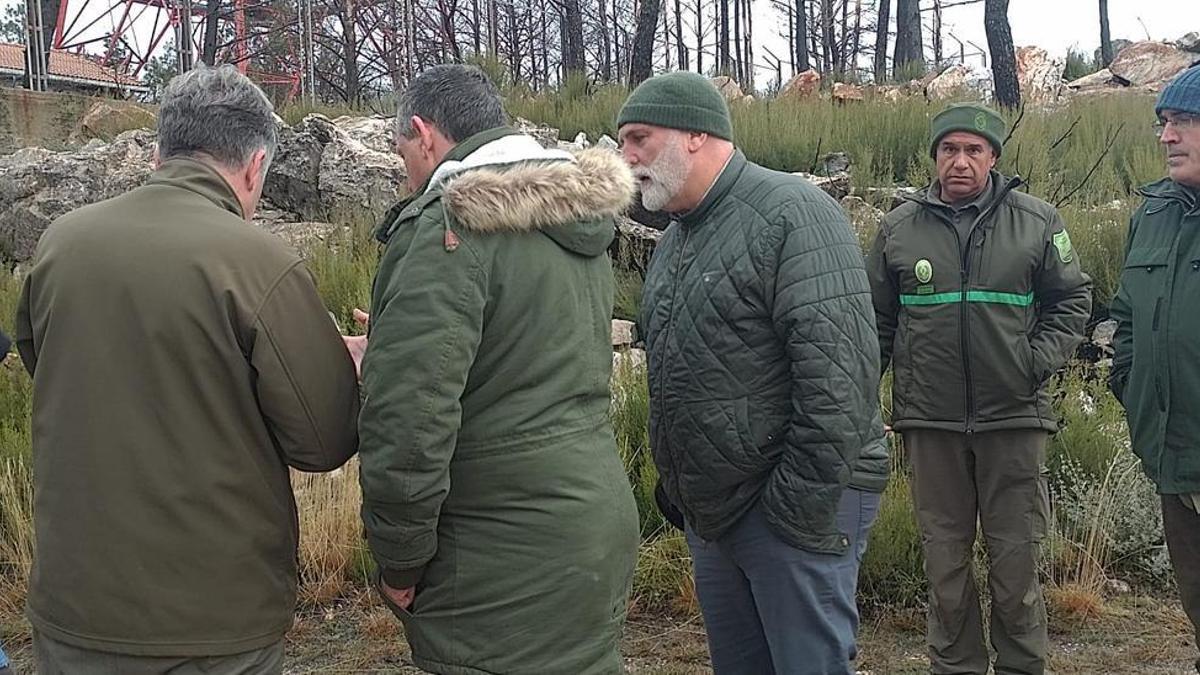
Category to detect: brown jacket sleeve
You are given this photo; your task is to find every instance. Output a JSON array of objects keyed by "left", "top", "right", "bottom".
[{"left": 250, "top": 261, "right": 359, "bottom": 472}]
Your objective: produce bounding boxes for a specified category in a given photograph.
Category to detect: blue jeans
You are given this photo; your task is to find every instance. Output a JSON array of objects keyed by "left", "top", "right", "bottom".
[
  {"left": 686, "top": 487, "right": 881, "bottom": 675},
  {"left": 0, "top": 644, "right": 9, "bottom": 669}
]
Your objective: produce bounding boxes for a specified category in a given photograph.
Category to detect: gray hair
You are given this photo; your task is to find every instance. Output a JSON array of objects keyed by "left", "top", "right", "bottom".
[
  {"left": 157, "top": 65, "right": 277, "bottom": 171},
  {"left": 393, "top": 64, "right": 507, "bottom": 143}
]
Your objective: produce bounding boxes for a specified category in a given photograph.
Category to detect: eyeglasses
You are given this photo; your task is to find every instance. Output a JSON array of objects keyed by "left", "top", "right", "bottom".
[{"left": 1154, "top": 114, "right": 1200, "bottom": 137}]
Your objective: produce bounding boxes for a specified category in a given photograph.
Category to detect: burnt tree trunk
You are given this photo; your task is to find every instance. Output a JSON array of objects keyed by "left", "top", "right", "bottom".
[
  {"left": 873, "top": 0, "right": 889, "bottom": 80},
  {"left": 1098, "top": 0, "right": 1112, "bottom": 66},
  {"left": 985, "top": 0, "right": 1019, "bottom": 108},
  {"left": 629, "top": 0, "right": 660, "bottom": 85}
]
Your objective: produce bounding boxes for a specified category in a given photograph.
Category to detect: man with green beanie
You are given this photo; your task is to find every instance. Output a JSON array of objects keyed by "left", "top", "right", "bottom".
[
  {"left": 1110, "top": 63, "right": 1200, "bottom": 673},
  {"left": 867, "top": 102, "right": 1092, "bottom": 674},
  {"left": 620, "top": 71, "right": 888, "bottom": 674}
]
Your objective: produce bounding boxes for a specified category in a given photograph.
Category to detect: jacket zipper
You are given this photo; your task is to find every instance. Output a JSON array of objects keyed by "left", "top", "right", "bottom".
[{"left": 938, "top": 181, "right": 1019, "bottom": 435}]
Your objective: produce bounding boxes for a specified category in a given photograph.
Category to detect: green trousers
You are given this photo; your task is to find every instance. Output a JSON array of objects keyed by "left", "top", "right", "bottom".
[
  {"left": 905, "top": 429, "right": 1050, "bottom": 675},
  {"left": 33, "top": 631, "right": 283, "bottom": 675}
]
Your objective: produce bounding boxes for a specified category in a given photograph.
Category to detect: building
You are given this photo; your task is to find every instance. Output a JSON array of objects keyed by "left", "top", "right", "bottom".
[{"left": 0, "top": 43, "right": 148, "bottom": 96}]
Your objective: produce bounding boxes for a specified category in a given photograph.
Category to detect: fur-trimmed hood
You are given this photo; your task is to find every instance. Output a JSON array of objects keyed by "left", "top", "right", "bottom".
[{"left": 440, "top": 135, "right": 636, "bottom": 257}]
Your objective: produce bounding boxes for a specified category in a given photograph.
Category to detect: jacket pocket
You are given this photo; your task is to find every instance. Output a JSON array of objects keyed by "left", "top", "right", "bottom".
[{"left": 1122, "top": 248, "right": 1171, "bottom": 412}]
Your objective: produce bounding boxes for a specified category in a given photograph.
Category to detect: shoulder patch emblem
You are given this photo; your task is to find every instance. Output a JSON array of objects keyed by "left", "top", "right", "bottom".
[
  {"left": 1052, "top": 229, "right": 1073, "bottom": 264},
  {"left": 915, "top": 258, "right": 933, "bottom": 284}
]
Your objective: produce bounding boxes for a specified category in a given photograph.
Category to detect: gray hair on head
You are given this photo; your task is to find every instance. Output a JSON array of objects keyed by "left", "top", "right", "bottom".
[
  {"left": 157, "top": 64, "right": 278, "bottom": 171},
  {"left": 393, "top": 64, "right": 508, "bottom": 143}
]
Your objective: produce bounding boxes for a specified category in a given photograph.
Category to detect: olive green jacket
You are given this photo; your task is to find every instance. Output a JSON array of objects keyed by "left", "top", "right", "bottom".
[
  {"left": 1110, "top": 178, "right": 1200, "bottom": 494},
  {"left": 15, "top": 158, "right": 359, "bottom": 656},
  {"left": 868, "top": 171, "right": 1092, "bottom": 433},
  {"left": 359, "top": 128, "right": 640, "bottom": 674}
]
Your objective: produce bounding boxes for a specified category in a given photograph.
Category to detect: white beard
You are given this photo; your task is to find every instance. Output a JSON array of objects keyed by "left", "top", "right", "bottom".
[{"left": 635, "top": 140, "right": 690, "bottom": 212}]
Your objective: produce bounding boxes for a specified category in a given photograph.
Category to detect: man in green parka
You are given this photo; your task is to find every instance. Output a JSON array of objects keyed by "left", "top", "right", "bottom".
[
  {"left": 1110, "top": 64, "right": 1200, "bottom": 673},
  {"left": 868, "top": 104, "right": 1092, "bottom": 675},
  {"left": 356, "top": 64, "right": 640, "bottom": 674}
]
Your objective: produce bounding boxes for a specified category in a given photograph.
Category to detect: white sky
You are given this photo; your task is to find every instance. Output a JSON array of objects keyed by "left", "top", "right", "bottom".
[
  {"left": 752, "top": 0, "right": 1200, "bottom": 86},
  {"left": 6, "top": 0, "right": 1198, "bottom": 90}
]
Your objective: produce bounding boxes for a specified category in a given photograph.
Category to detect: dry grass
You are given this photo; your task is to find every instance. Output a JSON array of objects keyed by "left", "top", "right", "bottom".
[
  {"left": 0, "top": 457, "right": 34, "bottom": 618},
  {"left": 293, "top": 458, "right": 370, "bottom": 607},
  {"left": 1048, "top": 583, "right": 1107, "bottom": 625}
]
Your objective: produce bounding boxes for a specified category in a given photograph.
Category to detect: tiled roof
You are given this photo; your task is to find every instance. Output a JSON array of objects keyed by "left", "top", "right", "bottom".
[{"left": 0, "top": 42, "right": 144, "bottom": 89}]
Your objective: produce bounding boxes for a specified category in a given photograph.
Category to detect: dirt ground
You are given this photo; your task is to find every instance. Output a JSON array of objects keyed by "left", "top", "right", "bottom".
[{"left": 2, "top": 592, "right": 1196, "bottom": 673}]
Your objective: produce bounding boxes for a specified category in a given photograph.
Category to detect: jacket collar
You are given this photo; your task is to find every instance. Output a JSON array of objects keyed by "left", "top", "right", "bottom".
[
  {"left": 907, "top": 170, "right": 1023, "bottom": 228},
  {"left": 678, "top": 149, "right": 746, "bottom": 227},
  {"left": 145, "top": 158, "right": 244, "bottom": 220},
  {"left": 426, "top": 127, "right": 574, "bottom": 193},
  {"left": 1138, "top": 177, "right": 1199, "bottom": 212}
]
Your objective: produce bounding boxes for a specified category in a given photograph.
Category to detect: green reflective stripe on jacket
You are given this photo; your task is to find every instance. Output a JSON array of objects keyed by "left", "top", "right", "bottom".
[{"left": 900, "top": 290, "right": 1035, "bottom": 306}]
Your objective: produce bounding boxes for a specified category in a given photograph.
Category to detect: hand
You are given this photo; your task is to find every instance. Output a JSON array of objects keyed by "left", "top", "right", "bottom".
[
  {"left": 883, "top": 424, "right": 893, "bottom": 436},
  {"left": 381, "top": 581, "right": 415, "bottom": 610},
  {"left": 342, "top": 309, "right": 370, "bottom": 379}
]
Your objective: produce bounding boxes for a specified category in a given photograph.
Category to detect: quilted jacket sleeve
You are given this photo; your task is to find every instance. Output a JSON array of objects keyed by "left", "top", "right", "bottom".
[
  {"left": 761, "top": 195, "right": 882, "bottom": 555},
  {"left": 358, "top": 208, "right": 489, "bottom": 588}
]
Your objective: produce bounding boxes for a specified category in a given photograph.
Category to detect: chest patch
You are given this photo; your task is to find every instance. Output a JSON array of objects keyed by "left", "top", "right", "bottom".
[{"left": 915, "top": 258, "right": 933, "bottom": 284}]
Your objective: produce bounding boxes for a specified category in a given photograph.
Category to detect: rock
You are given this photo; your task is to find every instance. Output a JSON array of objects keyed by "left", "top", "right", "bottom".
[
  {"left": 1092, "top": 319, "right": 1118, "bottom": 352},
  {"left": 821, "top": 152, "right": 851, "bottom": 175},
  {"left": 1066, "top": 68, "right": 1120, "bottom": 91},
  {"left": 1016, "top": 46, "right": 1065, "bottom": 103},
  {"left": 1176, "top": 32, "right": 1200, "bottom": 54},
  {"left": 613, "top": 216, "right": 664, "bottom": 270},
  {"left": 0, "top": 129, "right": 155, "bottom": 261},
  {"left": 514, "top": 117, "right": 560, "bottom": 148},
  {"left": 573, "top": 131, "right": 590, "bottom": 148},
  {"left": 794, "top": 171, "right": 851, "bottom": 200},
  {"left": 710, "top": 76, "right": 746, "bottom": 101},
  {"left": 926, "top": 64, "right": 971, "bottom": 100},
  {"left": 611, "top": 319, "right": 637, "bottom": 347},
  {"left": 780, "top": 69, "right": 821, "bottom": 100},
  {"left": 832, "top": 82, "right": 865, "bottom": 103},
  {"left": 596, "top": 135, "right": 618, "bottom": 151},
  {"left": 905, "top": 69, "right": 942, "bottom": 95},
  {"left": 1094, "top": 39, "right": 1133, "bottom": 66},
  {"left": 0, "top": 113, "right": 410, "bottom": 262},
  {"left": 331, "top": 115, "right": 394, "bottom": 154},
  {"left": 1109, "top": 41, "right": 1196, "bottom": 87},
  {"left": 1105, "top": 578, "right": 1131, "bottom": 596},
  {"left": 265, "top": 113, "right": 407, "bottom": 223},
  {"left": 874, "top": 85, "right": 905, "bottom": 103},
  {"left": 68, "top": 100, "right": 157, "bottom": 144},
  {"left": 840, "top": 195, "right": 885, "bottom": 247}
]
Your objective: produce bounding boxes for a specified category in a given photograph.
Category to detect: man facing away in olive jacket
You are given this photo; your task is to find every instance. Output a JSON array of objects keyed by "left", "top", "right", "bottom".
[
  {"left": 16, "top": 65, "right": 359, "bottom": 673},
  {"left": 868, "top": 104, "right": 1091, "bottom": 675}
]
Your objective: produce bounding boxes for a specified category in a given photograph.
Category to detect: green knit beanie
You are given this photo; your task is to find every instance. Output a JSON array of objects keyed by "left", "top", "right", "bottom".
[
  {"left": 617, "top": 72, "right": 734, "bottom": 141},
  {"left": 929, "top": 103, "right": 1006, "bottom": 158}
]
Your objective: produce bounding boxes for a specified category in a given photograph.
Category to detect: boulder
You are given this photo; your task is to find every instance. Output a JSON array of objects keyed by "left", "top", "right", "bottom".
[
  {"left": 0, "top": 113, "right": 410, "bottom": 263},
  {"left": 926, "top": 64, "right": 971, "bottom": 100},
  {"left": 1109, "top": 41, "right": 1196, "bottom": 87},
  {"left": 68, "top": 100, "right": 157, "bottom": 144},
  {"left": 265, "top": 113, "right": 407, "bottom": 223},
  {"left": 514, "top": 117, "right": 561, "bottom": 148},
  {"left": 331, "top": 114, "right": 394, "bottom": 154},
  {"left": 596, "top": 135, "right": 618, "bottom": 151},
  {"left": 832, "top": 82, "right": 865, "bottom": 103},
  {"left": 793, "top": 170, "right": 851, "bottom": 200},
  {"left": 1066, "top": 68, "right": 1119, "bottom": 91},
  {"left": 1094, "top": 39, "right": 1133, "bottom": 66},
  {"left": 1016, "top": 46, "right": 1065, "bottom": 103},
  {"left": 611, "top": 319, "right": 637, "bottom": 347},
  {"left": 0, "top": 129, "right": 155, "bottom": 261},
  {"left": 821, "top": 151, "right": 851, "bottom": 175},
  {"left": 780, "top": 69, "right": 821, "bottom": 100},
  {"left": 1176, "top": 32, "right": 1200, "bottom": 54},
  {"left": 874, "top": 85, "right": 905, "bottom": 103},
  {"left": 711, "top": 76, "right": 746, "bottom": 101},
  {"left": 613, "top": 216, "right": 664, "bottom": 271}
]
